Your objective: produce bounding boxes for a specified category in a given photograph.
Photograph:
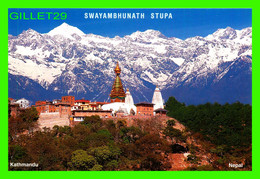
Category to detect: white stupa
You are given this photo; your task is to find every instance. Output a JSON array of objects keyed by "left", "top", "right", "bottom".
[
  {"left": 101, "top": 89, "right": 136, "bottom": 115},
  {"left": 102, "top": 102, "right": 128, "bottom": 114},
  {"left": 152, "top": 86, "right": 164, "bottom": 110}
]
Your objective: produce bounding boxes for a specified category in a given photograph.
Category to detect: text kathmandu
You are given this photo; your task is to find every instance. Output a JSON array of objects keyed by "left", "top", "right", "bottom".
[{"left": 84, "top": 12, "right": 173, "bottom": 19}]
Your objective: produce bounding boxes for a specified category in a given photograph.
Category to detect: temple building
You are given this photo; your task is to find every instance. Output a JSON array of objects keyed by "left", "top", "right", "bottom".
[
  {"left": 102, "top": 62, "right": 165, "bottom": 117},
  {"left": 152, "top": 86, "right": 164, "bottom": 110},
  {"left": 102, "top": 62, "right": 136, "bottom": 115}
]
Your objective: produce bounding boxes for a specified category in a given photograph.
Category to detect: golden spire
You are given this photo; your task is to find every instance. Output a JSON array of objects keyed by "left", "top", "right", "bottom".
[
  {"left": 110, "top": 62, "right": 126, "bottom": 102},
  {"left": 114, "top": 61, "right": 121, "bottom": 75}
]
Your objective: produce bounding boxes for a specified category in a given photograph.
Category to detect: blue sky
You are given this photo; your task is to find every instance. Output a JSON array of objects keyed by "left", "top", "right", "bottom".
[{"left": 8, "top": 8, "right": 252, "bottom": 40}]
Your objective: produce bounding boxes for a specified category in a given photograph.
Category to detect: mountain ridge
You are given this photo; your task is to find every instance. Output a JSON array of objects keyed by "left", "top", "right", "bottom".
[{"left": 8, "top": 23, "right": 252, "bottom": 104}]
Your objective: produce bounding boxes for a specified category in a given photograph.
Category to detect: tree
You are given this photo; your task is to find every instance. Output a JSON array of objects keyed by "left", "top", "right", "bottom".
[
  {"left": 8, "top": 145, "right": 27, "bottom": 163},
  {"left": 70, "top": 150, "right": 97, "bottom": 170},
  {"left": 18, "top": 107, "right": 39, "bottom": 133},
  {"left": 120, "top": 126, "right": 144, "bottom": 143},
  {"left": 106, "top": 160, "right": 119, "bottom": 171},
  {"left": 89, "top": 164, "right": 103, "bottom": 171},
  {"left": 52, "top": 125, "right": 72, "bottom": 137},
  {"left": 165, "top": 96, "right": 185, "bottom": 119},
  {"left": 87, "top": 146, "right": 115, "bottom": 165},
  {"left": 22, "top": 130, "right": 63, "bottom": 170},
  {"left": 134, "top": 134, "right": 170, "bottom": 171},
  {"left": 81, "top": 115, "right": 103, "bottom": 132},
  {"left": 73, "top": 123, "right": 91, "bottom": 136},
  {"left": 117, "top": 120, "right": 127, "bottom": 129},
  {"left": 163, "top": 126, "right": 184, "bottom": 144},
  {"left": 9, "top": 107, "right": 39, "bottom": 140},
  {"left": 84, "top": 130, "right": 113, "bottom": 148},
  {"left": 19, "top": 107, "right": 39, "bottom": 123},
  {"left": 166, "top": 120, "right": 176, "bottom": 127}
]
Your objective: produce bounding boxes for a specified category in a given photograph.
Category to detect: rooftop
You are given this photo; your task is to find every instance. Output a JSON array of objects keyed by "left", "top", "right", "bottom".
[
  {"left": 75, "top": 99, "right": 91, "bottom": 103},
  {"left": 154, "top": 108, "right": 168, "bottom": 112},
  {"left": 135, "top": 102, "right": 154, "bottom": 106}
]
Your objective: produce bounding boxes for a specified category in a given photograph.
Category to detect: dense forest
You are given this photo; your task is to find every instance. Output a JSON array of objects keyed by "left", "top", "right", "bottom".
[
  {"left": 8, "top": 108, "right": 173, "bottom": 171},
  {"left": 8, "top": 97, "right": 252, "bottom": 171},
  {"left": 165, "top": 97, "right": 252, "bottom": 170}
]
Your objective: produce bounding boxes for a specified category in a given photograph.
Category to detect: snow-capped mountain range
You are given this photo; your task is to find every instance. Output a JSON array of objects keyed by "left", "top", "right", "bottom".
[{"left": 8, "top": 23, "right": 252, "bottom": 104}]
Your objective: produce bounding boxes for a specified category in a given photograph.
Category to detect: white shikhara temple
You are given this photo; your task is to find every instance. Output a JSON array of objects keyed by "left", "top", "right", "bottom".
[{"left": 152, "top": 86, "right": 164, "bottom": 111}]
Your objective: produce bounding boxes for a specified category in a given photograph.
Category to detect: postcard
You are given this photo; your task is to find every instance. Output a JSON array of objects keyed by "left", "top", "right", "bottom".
[{"left": 8, "top": 8, "right": 252, "bottom": 171}]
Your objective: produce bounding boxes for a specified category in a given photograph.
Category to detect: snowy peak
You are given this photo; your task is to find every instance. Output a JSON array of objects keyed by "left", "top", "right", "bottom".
[
  {"left": 210, "top": 27, "right": 237, "bottom": 40},
  {"left": 143, "top": 29, "right": 165, "bottom": 37},
  {"left": 206, "top": 27, "right": 251, "bottom": 42},
  {"left": 128, "top": 29, "right": 166, "bottom": 40},
  {"left": 18, "top": 28, "right": 42, "bottom": 39},
  {"left": 47, "top": 22, "right": 85, "bottom": 39},
  {"left": 239, "top": 27, "right": 252, "bottom": 38}
]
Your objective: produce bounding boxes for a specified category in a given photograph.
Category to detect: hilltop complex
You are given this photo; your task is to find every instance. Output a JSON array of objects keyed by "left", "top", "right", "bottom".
[{"left": 9, "top": 62, "right": 167, "bottom": 128}]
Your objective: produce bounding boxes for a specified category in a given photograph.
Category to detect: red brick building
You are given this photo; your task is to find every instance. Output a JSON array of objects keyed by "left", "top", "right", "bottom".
[
  {"left": 135, "top": 102, "right": 154, "bottom": 116},
  {"left": 34, "top": 101, "right": 56, "bottom": 114},
  {"left": 34, "top": 96, "right": 75, "bottom": 116},
  {"left": 61, "top": 96, "right": 75, "bottom": 106}
]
